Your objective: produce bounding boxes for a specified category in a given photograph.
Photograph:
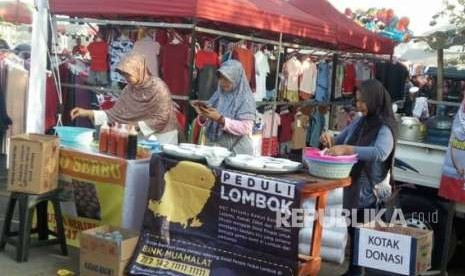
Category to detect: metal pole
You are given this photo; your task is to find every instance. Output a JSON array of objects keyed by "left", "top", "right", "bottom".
[
  {"left": 54, "top": 16, "right": 194, "bottom": 30},
  {"left": 184, "top": 19, "right": 198, "bottom": 142},
  {"left": 437, "top": 48, "right": 444, "bottom": 101},
  {"left": 329, "top": 53, "right": 338, "bottom": 130},
  {"left": 267, "top": 32, "right": 283, "bottom": 156}
]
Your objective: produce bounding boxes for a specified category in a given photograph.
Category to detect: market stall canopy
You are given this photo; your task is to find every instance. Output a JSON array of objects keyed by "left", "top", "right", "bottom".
[
  {"left": 0, "top": 1, "right": 32, "bottom": 25},
  {"left": 288, "top": 0, "right": 395, "bottom": 55},
  {"left": 49, "top": 0, "right": 337, "bottom": 47}
]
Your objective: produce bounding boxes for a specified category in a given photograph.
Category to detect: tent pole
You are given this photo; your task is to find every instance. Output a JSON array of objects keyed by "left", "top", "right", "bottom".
[
  {"left": 329, "top": 53, "right": 338, "bottom": 130},
  {"left": 266, "top": 32, "right": 283, "bottom": 156},
  {"left": 185, "top": 19, "right": 198, "bottom": 141},
  {"left": 437, "top": 48, "right": 444, "bottom": 101}
]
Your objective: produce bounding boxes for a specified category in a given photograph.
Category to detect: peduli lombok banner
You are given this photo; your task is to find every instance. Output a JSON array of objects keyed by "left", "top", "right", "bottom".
[
  {"left": 439, "top": 100, "right": 465, "bottom": 203},
  {"left": 126, "top": 155, "right": 305, "bottom": 275}
]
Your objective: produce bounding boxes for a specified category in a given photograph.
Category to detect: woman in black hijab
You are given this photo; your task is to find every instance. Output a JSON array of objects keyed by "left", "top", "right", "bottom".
[{"left": 320, "top": 79, "right": 398, "bottom": 276}]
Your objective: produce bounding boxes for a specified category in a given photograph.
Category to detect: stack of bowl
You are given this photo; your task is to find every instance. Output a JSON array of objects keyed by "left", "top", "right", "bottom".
[{"left": 303, "top": 148, "right": 358, "bottom": 179}]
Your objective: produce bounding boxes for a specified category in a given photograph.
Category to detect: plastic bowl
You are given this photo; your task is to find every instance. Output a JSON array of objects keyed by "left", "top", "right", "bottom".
[
  {"left": 304, "top": 157, "right": 356, "bottom": 179},
  {"left": 303, "top": 147, "right": 358, "bottom": 163},
  {"left": 54, "top": 126, "right": 95, "bottom": 146}
]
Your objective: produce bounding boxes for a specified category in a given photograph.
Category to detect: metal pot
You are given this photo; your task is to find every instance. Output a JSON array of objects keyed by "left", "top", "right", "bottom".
[{"left": 399, "top": 117, "right": 424, "bottom": 142}]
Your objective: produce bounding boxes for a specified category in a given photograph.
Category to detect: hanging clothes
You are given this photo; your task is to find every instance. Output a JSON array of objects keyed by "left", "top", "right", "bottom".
[
  {"left": 279, "top": 109, "right": 294, "bottom": 155},
  {"left": 195, "top": 50, "right": 219, "bottom": 101},
  {"left": 254, "top": 50, "right": 270, "bottom": 101},
  {"left": 155, "top": 30, "right": 169, "bottom": 46},
  {"left": 292, "top": 112, "right": 309, "bottom": 150},
  {"left": 315, "top": 62, "right": 330, "bottom": 102},
  {"left": 334, "top": 63, "right": 344, "bottom": 99},
  {"left": 386, "top": 62, "right": 409, "bottom": 102},
  {"left": 307, "top": 110, "right": 325, "bottom": 148},
  {"left": 133, "top": 36, "right": 161, "bottom": 77},
  {"left": 299, "top": 58, "right": 317, "bottom": 98},
  {"left": 355, "top": 61, "right": 371, "bottom": 84},
  {"left": 0, "top": 61, "right": 11, "bottom": 137},
  {"left": 74, "top": 74, "right": 94, "bottom": 128},
  {"left": 161, "top": 42, "right": 190, "bottom": 96},
  {"left": 342, "top": 62, "right": 356, "bottom": 96},
  {"left": 196, "top": 50, "right": 219, "bottom": 69},
  {"left": 266, "top": 56, "right": 278, "bottom": 100},
  {"left": 109, "top": 36, "right": 134, "bottom": 84},
  {"left": 261, "top": 110, "right": 280, "bottom": 156},
  {"left": 196, "top": 65, "right": 218, "bottom": 101},
  {"left": 45, "top": 73, "right": 59, "bottom": 132},
  {"left": 375, "top": 62, "right": 389, "bottom": 88},
  {"left": 5, "top": 64, "right": 28, "bottom": 137},
  {"left": 232, "top": 47, "right": 255, "bottom": 84},
  {"left": 87, "top": 39, "right": 109, "bottom": 86},
  {"left": 283, "top": 56, "right": 302, "bottom": 103}
]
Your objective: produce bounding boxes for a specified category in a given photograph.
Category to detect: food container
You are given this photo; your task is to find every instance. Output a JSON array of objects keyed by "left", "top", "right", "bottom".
[
  {"left": 303, "top": 147, "right": 358, "bottom": 163},
  {"left": 54, "top": 126, "right": 95, "bottom": 147},
  {"left": 304, "top": 159, "right": 356, "bottom": 179}
]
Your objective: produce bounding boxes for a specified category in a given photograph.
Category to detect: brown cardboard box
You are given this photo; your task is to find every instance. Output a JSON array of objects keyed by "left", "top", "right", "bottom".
[
  {"left": 7, "top": 133, "right": 60, "bottom": 194},
  {"left": 354, "top": 222, "right": 433, "bottom": 276},
  {"left": 80, "top": 225, "right": 139, "bottom": 276}
]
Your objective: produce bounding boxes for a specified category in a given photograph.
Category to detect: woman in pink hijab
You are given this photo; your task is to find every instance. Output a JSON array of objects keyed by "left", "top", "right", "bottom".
[{"left": 71, "top": 52, "right": 178, "bottom": 144}]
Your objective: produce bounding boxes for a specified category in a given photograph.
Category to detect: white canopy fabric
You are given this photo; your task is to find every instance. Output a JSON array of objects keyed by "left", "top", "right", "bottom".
[{"left": 26, "top": 0, "right": 48, "bottom": 133}]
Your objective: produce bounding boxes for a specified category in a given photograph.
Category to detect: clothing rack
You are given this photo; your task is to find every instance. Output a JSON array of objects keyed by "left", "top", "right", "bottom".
[
  {"left": 256, "top": 99, "right": 353, "bottom": 108},
  {"left": 53, "top": 16, "right": 390, "bottom": 136},
  {"left": 61, "top": 83, "right": 189, "bottom": 101}
]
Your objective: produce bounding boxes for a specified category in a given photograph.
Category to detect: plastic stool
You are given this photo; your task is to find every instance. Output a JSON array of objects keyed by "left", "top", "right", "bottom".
[{"left": 0, "top": 189, "right": 68, "bottom": 262}]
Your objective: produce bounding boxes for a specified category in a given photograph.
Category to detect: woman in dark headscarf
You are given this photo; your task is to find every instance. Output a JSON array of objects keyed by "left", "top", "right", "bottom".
[
  {"left": 192, "top": 60, "right": 256, "bottom": 154},
  {"left": 71, "top": 52, "right": 178, "bottom": 144},
  {"left": 320, "top": 79, "right": 397, "bottom": 276}
]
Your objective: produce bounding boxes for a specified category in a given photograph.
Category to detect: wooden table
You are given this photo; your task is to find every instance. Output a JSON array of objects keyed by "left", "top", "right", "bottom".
[{"left": 284, "top": 173, "right": 351, "bottom": 276}]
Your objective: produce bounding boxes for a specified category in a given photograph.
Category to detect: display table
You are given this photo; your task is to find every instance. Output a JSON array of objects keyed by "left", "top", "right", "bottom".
[
  {"left": 49, "top": 147, "right": 150, "bottom": 246},
  {"left": 293, "top": 173, "right": 351, "bottom": 276},
  {"left": 126, "top": 154, "right": 351, "bottom": 276}
]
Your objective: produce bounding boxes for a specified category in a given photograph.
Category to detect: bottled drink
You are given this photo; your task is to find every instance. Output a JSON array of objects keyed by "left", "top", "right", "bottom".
[
  {"left": 107, "top": 123, "right": 118, "bottom": 155},
  {"left": 99, "top": 123, "right": 109, "bottom": 153},
  {"left": 127, "top": 125, "right": 138, "bottom": 160},
  {"left": 116, "top": 124, "right": 129, "bottom": 158}
]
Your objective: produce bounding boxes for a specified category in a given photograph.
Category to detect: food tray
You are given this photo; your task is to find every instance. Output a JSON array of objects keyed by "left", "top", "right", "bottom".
[
  {"left": 161, "top": 144, "right": 206, "bottom": 161},
  {"left": 225, "top": 155, "right": 302, "bottom": 174}
]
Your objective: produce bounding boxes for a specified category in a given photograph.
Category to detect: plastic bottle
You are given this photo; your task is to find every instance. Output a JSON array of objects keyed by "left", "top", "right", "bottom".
[
  {"left": 127, "top": 125, "right": 138, "bottom": 160},
  {"left": 116, "top": 124, "right": 129, "bottom": 158},
  {"left": 107, "top": 123, "right": 118, "bottom": 155},
  {"left": 99, "top": 123, "right": 109, "bottom": 153}
]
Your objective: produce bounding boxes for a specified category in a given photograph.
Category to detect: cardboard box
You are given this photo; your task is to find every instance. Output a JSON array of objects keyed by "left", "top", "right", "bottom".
[
  {"left": 80, "top": 225, "right": 139, "bottom": 276},
  {"left": 354, "top": 222, "right": 433, "bottom": 276},
  {"left": 7, "top": 133, "right": 60, "bottom": 194}
]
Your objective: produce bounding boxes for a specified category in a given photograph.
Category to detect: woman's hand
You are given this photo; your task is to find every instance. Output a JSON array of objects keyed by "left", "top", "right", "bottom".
[
  {"left": 70, "top": 107, "right": 93, "bottom": 120},
  {"left": 320, "top": 132, "right": 335, "bottom": 148},
  {"left": 327, "top": 145, "right": 354, "bottom": 156},
  {"left": 199, "top": 106, "right": 222, "bottom": 122}
]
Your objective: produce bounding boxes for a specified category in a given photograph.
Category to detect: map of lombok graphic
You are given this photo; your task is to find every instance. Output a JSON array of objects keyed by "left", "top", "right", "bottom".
[{"left": 148, "top": 161, "right": 216, "bottom": 228}]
